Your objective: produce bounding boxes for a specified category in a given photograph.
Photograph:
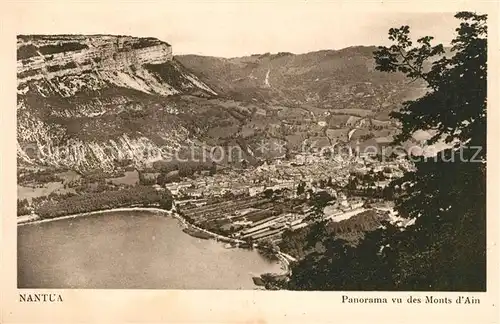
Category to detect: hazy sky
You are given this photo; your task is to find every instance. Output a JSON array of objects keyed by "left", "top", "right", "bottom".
[{"left": 11, "top": 2, "right": 463, "bottom": 57}]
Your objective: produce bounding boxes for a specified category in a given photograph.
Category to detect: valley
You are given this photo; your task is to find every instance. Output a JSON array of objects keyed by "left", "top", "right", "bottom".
[{"left": 17, "top": 34, "right": 424, "bottom": 286}]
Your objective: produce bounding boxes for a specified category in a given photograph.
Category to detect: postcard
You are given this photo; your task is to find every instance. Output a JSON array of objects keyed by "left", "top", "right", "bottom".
[{"left": 1, "top": 1, "right": 498, "bottom": 323}]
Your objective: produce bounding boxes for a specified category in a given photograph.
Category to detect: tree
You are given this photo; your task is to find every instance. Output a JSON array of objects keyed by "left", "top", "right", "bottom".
[
  {"left": 286, "top": 12, "right": 487, "bottom": 291},
  {"left": 263, "top": 188, "right": 274, "bottom": 199},
  {"left": 243, "top": 236, "right": 255, "bottom": 249},
  {"left": 159, "top": 191, "right": 173, "bottom": 210},
  {"left": 319, "top": 179, "right": 326, "bottom": 188},
  {"left": 296, "top": 181, "right": 306, "bottom": 196},
  {"left": 17, "top": 198, "right": 31, "bottom": 216},
  {"left": 373, "top": 11, "right": 487, "bottom": 290},
  {"left": 258, "top": 238, "right": 279, "bottom": 261},
  {"left": 209, "top": 161, "right": 217, "bottom": 175},
  {"left": 288, "top": 225, "right": 400, "bottom": 290},
  {"left": 241, "top": 159, "right": 248, "bottom": 169},
  {"left": 304, "top": 191, "right": 334, "bottom": 221}
]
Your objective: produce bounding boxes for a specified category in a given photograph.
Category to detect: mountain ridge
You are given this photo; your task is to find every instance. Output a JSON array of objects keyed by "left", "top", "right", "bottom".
[
  {"left": 176, "top": 45, "right": 426, "bottom": 109},
  {"left": 17, "top": 34, "right": 425, "bottom": 172},
  {"left": 17, "top": 35, "right": 219, "bottom": 171}
]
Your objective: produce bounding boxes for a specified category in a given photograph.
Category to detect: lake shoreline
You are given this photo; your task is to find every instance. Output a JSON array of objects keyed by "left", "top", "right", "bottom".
[{"left": 17, "top": 206, "right": 292, "bottom": 285}]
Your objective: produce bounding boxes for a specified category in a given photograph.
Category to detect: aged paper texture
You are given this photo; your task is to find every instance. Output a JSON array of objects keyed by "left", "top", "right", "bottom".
[{"left": 1, "top": 0, "right": 499, "bottom": 323}]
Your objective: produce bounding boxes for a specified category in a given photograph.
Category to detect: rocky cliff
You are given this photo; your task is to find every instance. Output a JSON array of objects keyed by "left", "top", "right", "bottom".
[{"left": 17, "top": 35, "right": 218, "bottom": 171}]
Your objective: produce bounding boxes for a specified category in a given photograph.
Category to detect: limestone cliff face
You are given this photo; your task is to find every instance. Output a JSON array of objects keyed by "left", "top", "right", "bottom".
[
  {"left": 17, "top": 35, "right": 217, "bottom": 171},
  {"left": 17, "top": 35, "right": 216, "bottom": 97}
]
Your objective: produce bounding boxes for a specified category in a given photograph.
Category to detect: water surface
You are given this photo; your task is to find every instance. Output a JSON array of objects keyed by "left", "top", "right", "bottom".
[{"left": 18, "top": 211, "right": 282, "bottom": 289}]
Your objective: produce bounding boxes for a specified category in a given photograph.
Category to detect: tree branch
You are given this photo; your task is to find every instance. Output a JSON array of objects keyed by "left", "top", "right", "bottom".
[{"left": 397, "top": 47, "right": 430, "bottom": 84}]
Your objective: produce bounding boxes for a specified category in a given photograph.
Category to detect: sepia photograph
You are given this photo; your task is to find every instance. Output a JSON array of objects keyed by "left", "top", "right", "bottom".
[
  {"left": 13, "top": 5, "right": 489, "bottom": 293},
  {"left": 3, "top": 1, "right": 499, "bottom": 323}
]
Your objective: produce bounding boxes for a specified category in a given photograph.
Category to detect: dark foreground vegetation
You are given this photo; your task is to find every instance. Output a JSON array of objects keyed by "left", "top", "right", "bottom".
[
  {"left": 279, "top": 209, "right": 388, "bottom": 259},
  {"left": 282, "top": 12, "right": 487, "bottom": 291},
  {"left": 17, "top": 199, "right": 31, "bottom": 216}
]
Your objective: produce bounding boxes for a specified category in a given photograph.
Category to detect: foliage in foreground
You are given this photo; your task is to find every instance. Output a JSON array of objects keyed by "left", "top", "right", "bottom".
[{"left": 286, "top": 11, "right": 487, "bottom": 291}]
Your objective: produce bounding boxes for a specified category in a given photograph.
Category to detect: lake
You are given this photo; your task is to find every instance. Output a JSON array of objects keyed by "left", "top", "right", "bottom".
[{"left": 17, "top": 211, "right": 283, "bottom": 289}]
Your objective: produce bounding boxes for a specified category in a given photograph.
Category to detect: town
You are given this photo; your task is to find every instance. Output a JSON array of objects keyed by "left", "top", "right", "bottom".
[{"left": 153, "top": 146, "right": 413, "bottom": 248}]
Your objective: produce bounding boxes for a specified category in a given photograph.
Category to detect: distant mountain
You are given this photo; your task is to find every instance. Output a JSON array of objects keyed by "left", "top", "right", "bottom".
[{"left": 177, "top": 46, "right": 427, "bottom": 113}]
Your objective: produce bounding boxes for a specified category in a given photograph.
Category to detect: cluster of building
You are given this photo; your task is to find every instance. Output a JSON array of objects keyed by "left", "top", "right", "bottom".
[
  {"left": 157, "top": 151, "right": 410, "bottom": 244},
  {"left": 165, "top": 150, "right": 408, "bottom": 199}
]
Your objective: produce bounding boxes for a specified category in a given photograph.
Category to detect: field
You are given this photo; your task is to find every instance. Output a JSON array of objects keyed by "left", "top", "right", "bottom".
[
  {"left": 179, "top": 195, "right": 305, "bottom": 241},
  {"left": 107, "top": 170, "right": 139, "bottom": 185},
  {"left": 326, "top": 128, "right": 349, "bottom": 142},
  {"left": 17, "top": 183, "right": 76, "bottom": 202}
]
